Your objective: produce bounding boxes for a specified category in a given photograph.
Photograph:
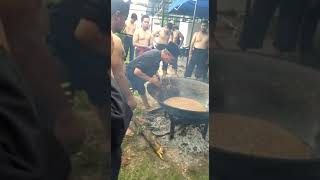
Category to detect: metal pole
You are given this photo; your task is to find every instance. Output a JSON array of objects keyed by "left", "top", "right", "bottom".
[
  {"left": 185, "top": 0, "right": 198, "bottom": 70},
  {"left": 239, "top": 0, "right": 252, "bottom": 51},
  {"left": 161, "top": 0, "right": 165, "bottom": 27}
]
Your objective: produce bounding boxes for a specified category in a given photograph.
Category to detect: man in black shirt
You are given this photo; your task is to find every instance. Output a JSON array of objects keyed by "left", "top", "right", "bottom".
[{"left": 127, "top": 42, "right": 180, "bottom": 108}]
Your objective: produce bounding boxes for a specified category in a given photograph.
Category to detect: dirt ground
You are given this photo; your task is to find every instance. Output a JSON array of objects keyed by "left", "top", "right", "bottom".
[
  {"left": 118, "top": 61, "right": 209, "bottom": 180},
  {"left": 68, "top": 91, "right": 107, "bottom": 180}
]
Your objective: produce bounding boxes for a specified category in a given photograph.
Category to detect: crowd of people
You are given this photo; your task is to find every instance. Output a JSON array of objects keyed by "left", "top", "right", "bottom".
[
  {"left": 0, "top": 0, "right": 210, "bottom": 179},
  {"left": 118, "top": 13, "right": 209, "bottom": 108},
  {"left": 111, "top": 1, "right": 209, "bottom": 179}
]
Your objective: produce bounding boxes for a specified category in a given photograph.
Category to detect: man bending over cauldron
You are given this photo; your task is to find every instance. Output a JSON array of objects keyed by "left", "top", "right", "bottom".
[{"left": 126, "top": 42, "right": 180, "bottom": 109}]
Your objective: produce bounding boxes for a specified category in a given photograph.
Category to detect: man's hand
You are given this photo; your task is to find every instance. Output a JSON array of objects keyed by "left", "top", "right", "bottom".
[
  {"left": 188, "top": 54, "right": 192, "bottom": 61},
  {"left": 127, "top": 95, "right": 137, "bottom": 110},
  {"left": 149, "top": 76, "right": 161, "bottom": 87}
]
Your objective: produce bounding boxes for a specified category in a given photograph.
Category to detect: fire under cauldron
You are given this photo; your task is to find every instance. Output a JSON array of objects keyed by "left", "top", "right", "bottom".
[
  {"left": 147, "top": 77, "right": 209, "bottom": 139},
  {"left": 212, "top": 49, "right": 320, "bottom": 180}
]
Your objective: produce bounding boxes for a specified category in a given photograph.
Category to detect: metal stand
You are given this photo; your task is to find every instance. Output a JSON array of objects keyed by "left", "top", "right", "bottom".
[{"left": 168, "top": 114, "right": 208, "bottom": 140}]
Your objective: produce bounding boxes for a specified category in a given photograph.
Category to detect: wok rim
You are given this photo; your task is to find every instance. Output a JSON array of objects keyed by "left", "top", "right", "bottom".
[
  {"left": 159, "top": 101, "right": 209, "bottom": 115},
  {"left": 157, "top": 77, "right": 209, "bottom": 114},
  {"left": 211, "top": 146, "right": 320, "bottom": 163}
]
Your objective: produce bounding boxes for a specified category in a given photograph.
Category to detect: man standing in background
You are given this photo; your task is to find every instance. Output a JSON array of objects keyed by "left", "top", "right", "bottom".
[
  {"left": 153, "top": 22, "right": 174, "bottom": 76},
  {"left": 185, "top": 20, "right": 209, "bottom": 82},
  {"left": 172, "top": 25, "right": 184, "bottom": 48},
  {"left": 123, "top": 13, "right": 137, "bottom": 62},
  {"left": 133, "top": 15, "right": 153, "bottom": 57}
]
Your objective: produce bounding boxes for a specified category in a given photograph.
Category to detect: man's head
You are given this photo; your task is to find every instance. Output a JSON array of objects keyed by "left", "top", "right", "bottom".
[
  {"left": 161, "top": 42, "right": 179, "bottom": 63},
  {"left": 131, "top": 13, "right": 137, "bottom": 23},
  {"left": 166, "top": 22, "right": 173, "bottom": 31},
  {"left": 173, "top": 25, "right": 179, "bottom": 31},
  {"left": 201, "top": 20, "right": 208, "bottom": 32},
  {"left": 111, "top": 0, "right": 131, "bottom": 32},
  {"left": 141, "top": 15, "right": 150, "bottom": 30}
]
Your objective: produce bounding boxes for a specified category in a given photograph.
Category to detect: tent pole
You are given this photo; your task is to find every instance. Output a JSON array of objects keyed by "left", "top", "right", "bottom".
[
  {"left": 161, "top": 0, "right": 165, "bottom": 26},
  {"left": 185, "top": 0, "right": 198, "bottom": 75}
]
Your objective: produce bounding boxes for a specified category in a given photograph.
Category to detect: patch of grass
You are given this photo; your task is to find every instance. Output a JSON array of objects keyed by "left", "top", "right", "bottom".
[
  {"left": 119, "top": 129, "right": 209, "bottom": 180},
  {"left": 187, "top": 164, "right": 209, "bottom": 180},
  {"left": 73, "top": 91, "right": 92, "bottom": 111},
  {"left": 118, "top": 152, "right": 185, "bottom": 180},
  {"left": 69, "top": 92, "right": 107, "bottom": 180}
]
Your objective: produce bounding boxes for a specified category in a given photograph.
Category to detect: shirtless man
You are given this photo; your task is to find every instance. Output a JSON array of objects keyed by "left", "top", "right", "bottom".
[
  {"left": 153, "top": 23, "right": 174, "bottom": 76},
  {"left": 111, "top": 1, "right": 134, "bottom": 179},
  {"left": 172, "top": 25, "right": 184, "bottom": 48},
  {"left": 185, "top": 20, "right": 209, "bottom": 82},
  {"left": 111, "top": 12, "right": 137, "bottom": 110},
  {"left": 123, "top": 13, "right": 137, "bottom": 62},
  {"left": 133, "top": 15, "right": 153, "bottom": 57}
]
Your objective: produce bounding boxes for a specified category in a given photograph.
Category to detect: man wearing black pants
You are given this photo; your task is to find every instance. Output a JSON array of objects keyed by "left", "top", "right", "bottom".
[
  {"left": 123, "top": 13, "right": 138, "bottom": 62},
  {"left": 153, "top": 23, "right": 174, "bottom": 76},
  {"left": 185, "top": 21, "right": 209, "bottom": 82},
  {"left": 239, "top": 0, "right": 304, "bottom": 53},
  {"left": 126, "top": 45, "right": 179, "bottom": 109},
  {"left": 110, "top": 1, "right": 134, "bottom": 179},
  {"left": 110, "top": 78, "right": 132, "bottom": 180}
]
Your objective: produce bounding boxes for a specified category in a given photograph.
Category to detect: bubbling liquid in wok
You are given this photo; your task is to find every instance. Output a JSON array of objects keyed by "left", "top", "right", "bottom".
[
  {"left": 163, "top": 97, "right": 207, "bottom": 112},
  {"left": 212, "top": 113, "right": 314, "bottom": 159}
]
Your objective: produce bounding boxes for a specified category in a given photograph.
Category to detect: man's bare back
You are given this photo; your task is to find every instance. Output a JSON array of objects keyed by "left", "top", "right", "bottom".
[
  {"left": 133, "top": 28, "right": 152, "bottom": 48},
  {"left": 193, "top": 31, "right": 209, "bottom": 49},
  {"left": 172, "top": 29, "right": 184, "bottom": 46},
  {"left": 154, "top": 27, "right": 172, "bottom": 44}
]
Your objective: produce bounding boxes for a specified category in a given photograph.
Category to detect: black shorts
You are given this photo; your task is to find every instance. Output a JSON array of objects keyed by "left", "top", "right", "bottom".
[
  {"left": 57, "top": 51, "right": 107, "bottom": 107},
  {"left": 126, "top": 71, "right": 146, "bottom": 96}
]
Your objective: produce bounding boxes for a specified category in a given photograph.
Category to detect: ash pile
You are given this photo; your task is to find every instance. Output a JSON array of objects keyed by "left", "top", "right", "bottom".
[{"left": 145, "top": 110, "right": 209, "bottom": 154}]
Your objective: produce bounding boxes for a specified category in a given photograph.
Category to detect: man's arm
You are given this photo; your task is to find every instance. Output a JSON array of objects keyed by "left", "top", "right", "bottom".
[
  {"left": 133, "top": 30, "right": 139, "bottom": 46},
  {"left": 148, "top": 32, "right": 153, "bottom": 48},
  {"left": 169, "top": 31, "right": 173, "bottom": 43},
  {"left": 134, "top": 68, "right": 152, "bottom": 82},
  {"left": 189, "top": 32, "right": 197, "bottom": 60},
  {"left": 152, "top": 29, "right": 161, "bottom": 38},
  {"left": 179, "top": 32, "right": 184, "bottom": 47},
  {"left": 111, "top": 35, "right": 136, "bottom": 109},
  {"left": 74, "top": 19, "right": 106, "bottom": 57},
  {"left": 123, "top": 20, "right": 129, "bottom": 34}
]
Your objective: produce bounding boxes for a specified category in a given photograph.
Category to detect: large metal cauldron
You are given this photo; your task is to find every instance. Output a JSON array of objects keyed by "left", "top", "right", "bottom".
[
  {"left": 147, "top": 77, "right": 209, "bottom": 122},
  {"left": 211, "top": 49, "right": 320, "bottom": 180}
]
